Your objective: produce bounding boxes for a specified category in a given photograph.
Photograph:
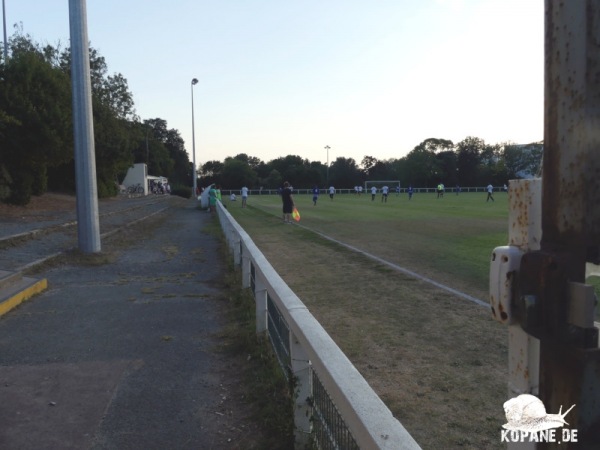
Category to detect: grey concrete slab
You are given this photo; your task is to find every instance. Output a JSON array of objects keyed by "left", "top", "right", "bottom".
[{"left": 0, "top": 200, "right": 259, "bottom": 449}]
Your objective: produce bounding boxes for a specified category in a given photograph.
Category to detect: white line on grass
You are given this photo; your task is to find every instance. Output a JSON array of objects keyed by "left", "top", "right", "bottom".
[{"left": 298, "top": 224, "right": 490, "bottom": 309}]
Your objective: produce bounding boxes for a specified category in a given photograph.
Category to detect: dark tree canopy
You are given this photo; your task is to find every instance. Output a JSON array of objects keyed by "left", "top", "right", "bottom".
[{"left": 0, "top": 30, "right": 192, "bottom": 204}]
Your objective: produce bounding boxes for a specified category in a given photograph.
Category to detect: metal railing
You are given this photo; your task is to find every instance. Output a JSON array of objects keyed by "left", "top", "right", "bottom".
[{"left": 217, "top": 201, "right": 421, "bottom": 449}]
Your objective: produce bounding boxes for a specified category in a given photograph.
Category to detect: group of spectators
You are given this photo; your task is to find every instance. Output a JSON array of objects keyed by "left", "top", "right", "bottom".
[
  {"left": 150, "top": 180, "right": 170, "bottom": 195},
  {"left": 208, "top": 185, "right": 249, "bottom": 212}
]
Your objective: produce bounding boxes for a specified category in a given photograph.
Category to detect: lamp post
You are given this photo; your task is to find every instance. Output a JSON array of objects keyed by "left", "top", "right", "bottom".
[
  {"left": 191, "top": 78, "right": 198, "bottom": 196},
  {"left": 325, "top": 145, "right": 330, "bottom": 186},
  {"left": 2, "top": 0, "right": 8, "bottom": 62},
  {"left": 69, "top": 0, "right": 100, "bottom": 253}
]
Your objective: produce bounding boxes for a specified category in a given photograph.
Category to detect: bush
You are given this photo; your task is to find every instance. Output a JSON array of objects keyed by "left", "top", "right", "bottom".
[
  {"left": 170, "top": 186, "right": 192, "bottom": 199},
  {"left": 6, "top": 169, "right": 33, "bottom": 205},
  {"left": 0, "top": 165, "right": 13, "bottom": 201},
  {"left": 31, "top": 163, "right": 48, "bottom": 196},
  {"left": 97, "top": 177, "right": 118, "bottom": 198}
]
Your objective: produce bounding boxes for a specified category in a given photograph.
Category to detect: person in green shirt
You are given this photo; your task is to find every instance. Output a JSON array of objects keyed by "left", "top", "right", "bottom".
[{"left": 208, "top": 185, "right": 218, "bottom": 213}]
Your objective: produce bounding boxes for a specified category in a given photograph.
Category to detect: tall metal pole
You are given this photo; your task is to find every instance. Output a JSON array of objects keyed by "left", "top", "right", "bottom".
[
  {"left": 191, "top": 78, "right": 198, "bottom": 197},
  {"left": 145, "top": 126, "right": 149, "bottom": 164},
  {"left": 325, "top": 145, "right": 330, "bottom": 186},
  {"left": 69, "top": 0, "right": 100, "bottom": 253},
  {"left": 2, "top": 0, "right": 8, "bottom": 62},
  {"left": 528, "top": 1, "right": 600, "bottom": 446}
]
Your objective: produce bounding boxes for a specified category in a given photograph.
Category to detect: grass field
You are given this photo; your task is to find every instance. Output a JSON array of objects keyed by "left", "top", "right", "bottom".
[
  {"left": 232, "top": 190, "right": 508, "bottom": 301},
  {"left": 221, "top": 190, "right": 577, "bottom": 449}
]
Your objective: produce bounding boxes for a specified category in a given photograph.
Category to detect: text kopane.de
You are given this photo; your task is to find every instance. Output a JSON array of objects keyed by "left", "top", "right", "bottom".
[{"left": 501, "top": 429, "right": 578, "bottom": 443}]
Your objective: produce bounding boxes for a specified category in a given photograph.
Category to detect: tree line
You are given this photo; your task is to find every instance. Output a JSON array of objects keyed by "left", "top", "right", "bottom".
[
  {"left": 1, "top": 29, "right": 543, "bottom": 205},
  {"left": 0, "top": 29, "right": 193, "bottom": 205},
  {"left": 200, "top": 137, "right": 543, "bottom": 190}
]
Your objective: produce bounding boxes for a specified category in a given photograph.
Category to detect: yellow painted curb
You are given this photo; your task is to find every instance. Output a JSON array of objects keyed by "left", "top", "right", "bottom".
[{"left": 0, "top": 278, "right": 48, "bottom": 318}]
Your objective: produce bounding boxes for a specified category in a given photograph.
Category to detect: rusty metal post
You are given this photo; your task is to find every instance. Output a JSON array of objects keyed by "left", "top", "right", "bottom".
[{"left": 535, "top": 0, "right": 600, "bottom": 447}]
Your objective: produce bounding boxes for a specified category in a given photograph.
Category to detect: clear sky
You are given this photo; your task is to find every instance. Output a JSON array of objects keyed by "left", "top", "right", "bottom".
[{"left": 5, "top": 0, "right": 543, "bottom": 167}]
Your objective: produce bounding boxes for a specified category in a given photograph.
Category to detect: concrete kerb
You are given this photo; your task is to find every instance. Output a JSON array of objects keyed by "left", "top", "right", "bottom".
[{"left": 0, "top": 277, "right": 48, "bottom": 318}]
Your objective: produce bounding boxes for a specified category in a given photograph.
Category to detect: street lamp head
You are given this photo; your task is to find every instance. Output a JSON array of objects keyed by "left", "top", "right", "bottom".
[{"left": 191, "top": 78, "right": 198, "bottom": 85}]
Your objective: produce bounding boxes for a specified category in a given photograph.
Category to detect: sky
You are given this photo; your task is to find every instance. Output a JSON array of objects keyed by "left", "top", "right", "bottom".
[{"left": 5, "top": 0, "right": 544, "bottom": 167}]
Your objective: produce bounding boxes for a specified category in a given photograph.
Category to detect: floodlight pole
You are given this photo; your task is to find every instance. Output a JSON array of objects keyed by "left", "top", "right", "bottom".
[
  {"left": 325, "top": 145, "right": 330, "bottom": 186},
  {"left": 191, "top": 78, "right": 198, "bottom": 196},
  {"left": 69, "top": 0, "right": 101, "bottom": 253},
  {"left": 2, "top": 0, "right": 8, "bottom": 62}
]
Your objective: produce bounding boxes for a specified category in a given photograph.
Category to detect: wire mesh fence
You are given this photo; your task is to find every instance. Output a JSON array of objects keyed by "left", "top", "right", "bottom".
[
  {"left": 310, "top": 368, "right": 360, "bottom": 450},
  {"left": 266, "top": 292, "right": 291, "bottom": 377}
]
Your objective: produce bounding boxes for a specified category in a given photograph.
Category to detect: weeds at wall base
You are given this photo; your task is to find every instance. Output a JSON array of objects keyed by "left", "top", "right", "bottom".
[{"left": 216, "top": 228, "right": 296, "bottom": 448}]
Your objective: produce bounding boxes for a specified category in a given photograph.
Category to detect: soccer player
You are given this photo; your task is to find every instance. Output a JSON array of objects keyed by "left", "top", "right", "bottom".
[
  {"left": 486, "top": 184, "right": 495, "bottom": 202},
  {"left": 241, "top": 185, "right": 249, "bottom": 208},
  {"left": 312, "top": 185, "right": 319, "bottom": 206},
  {"left": 381, "top": 185, "right": 389, "bottom": 203}
]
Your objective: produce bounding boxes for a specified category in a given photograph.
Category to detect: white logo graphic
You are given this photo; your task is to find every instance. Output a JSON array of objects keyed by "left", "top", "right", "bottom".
[{"left": 501, "top": 394, "right": 578, "bottom": 444}]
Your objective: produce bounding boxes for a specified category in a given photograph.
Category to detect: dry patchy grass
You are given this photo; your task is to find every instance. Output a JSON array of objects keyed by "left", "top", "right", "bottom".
[{"left": 230, "top": 203, "right": 507, "bottom": 449}]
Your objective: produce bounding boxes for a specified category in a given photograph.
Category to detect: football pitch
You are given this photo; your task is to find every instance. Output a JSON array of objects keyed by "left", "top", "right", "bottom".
[
  {"left": 223, "top": 190, "right": 597, "bottom": 449},
  {"left": 230, "top": 190, "right": 508, "bottom": 302}
]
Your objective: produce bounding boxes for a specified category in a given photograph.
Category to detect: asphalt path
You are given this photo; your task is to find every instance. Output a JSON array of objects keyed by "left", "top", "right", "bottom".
[{"left": 0, "top": 199, "right": 259, "bottom": 449}]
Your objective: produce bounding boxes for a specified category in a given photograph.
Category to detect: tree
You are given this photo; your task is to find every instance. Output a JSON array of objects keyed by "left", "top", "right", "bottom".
[
  {"left": 417, "top": 137, "right": 454, "bottom": 154},
  {"left": 503, "top": 142, "right": 543, "bottom": 179},
  {"left": 0, "top": 40, "right": 73, "bottom": 204},
  {"left": 402, "top": 138, "right": 457, "bottom": 187},
  {"left": 361, "top": 156, "right": 378, "bottom": 178},
  {"left": 135, "top": 118, "right": 191, "bottom": 187},
  {"left": 329, "top": 157, "right": 361, "bottom": 188},
  {"left": 435, "top": 151, "right": 458, "bottom": 185},
  {"left": 456, "top": 136, "right": 486, "bottom": 186},
  {"left": 403, "top": 146, "right": 438, "bottom": 187},
  {"left": 200, "top": 160, "right": 224, "bottom": 187},
  {"left": 97, "top": 72, "right": 137, "bottom": 121},
  {"left": 220, "top": 158, "right": 257, "bottom": 189},
  {"left": 265, "top": 169, "right": 283, "bottom": 189},
  {"left": 1, "top": 30, "right": 196, "bottom": 204},
  {"left": 92, "top": 102, "right": 135, "bottom": 197},
  {"left": 268, "top": 155, "right": 311, "bottom": 188}
]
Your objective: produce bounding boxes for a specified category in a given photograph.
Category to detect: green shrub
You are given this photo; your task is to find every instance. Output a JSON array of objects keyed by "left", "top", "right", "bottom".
[
  {"left": 170, "top": 186, "right": 192, "bottom": 199},
  {"left": 97, "top": 176, "right": 118, "bottom": 198},
  {"left": 0, "top": 165, "right": 13, "bottom": 201},
  {"left": 31, "top": 163, "right": 48, "bottom": 196},
  {"left": 6, "top": 169, "right": 33, "bottom": 205}
]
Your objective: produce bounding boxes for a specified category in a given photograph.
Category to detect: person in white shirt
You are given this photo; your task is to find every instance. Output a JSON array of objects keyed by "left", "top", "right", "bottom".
[
  {"left": 241, "top": 186, "right": 249, "bottom": 208},
  {"left": 329, "top": 186, "right": 335, "bottom": 200},
  {"left": 371, "top": 186, "right": 377, "bottom": 201},
  {"left": 381, "top": 186, "right": 389, "bottom": 203},
  {"left": 486, "top": 184, "right": 495, "bottom": 202}
]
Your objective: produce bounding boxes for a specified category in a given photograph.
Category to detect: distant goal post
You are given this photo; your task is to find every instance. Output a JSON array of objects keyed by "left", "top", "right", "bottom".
[{"left": 363, "top": 180, "right": 401, "bottom": 192}]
